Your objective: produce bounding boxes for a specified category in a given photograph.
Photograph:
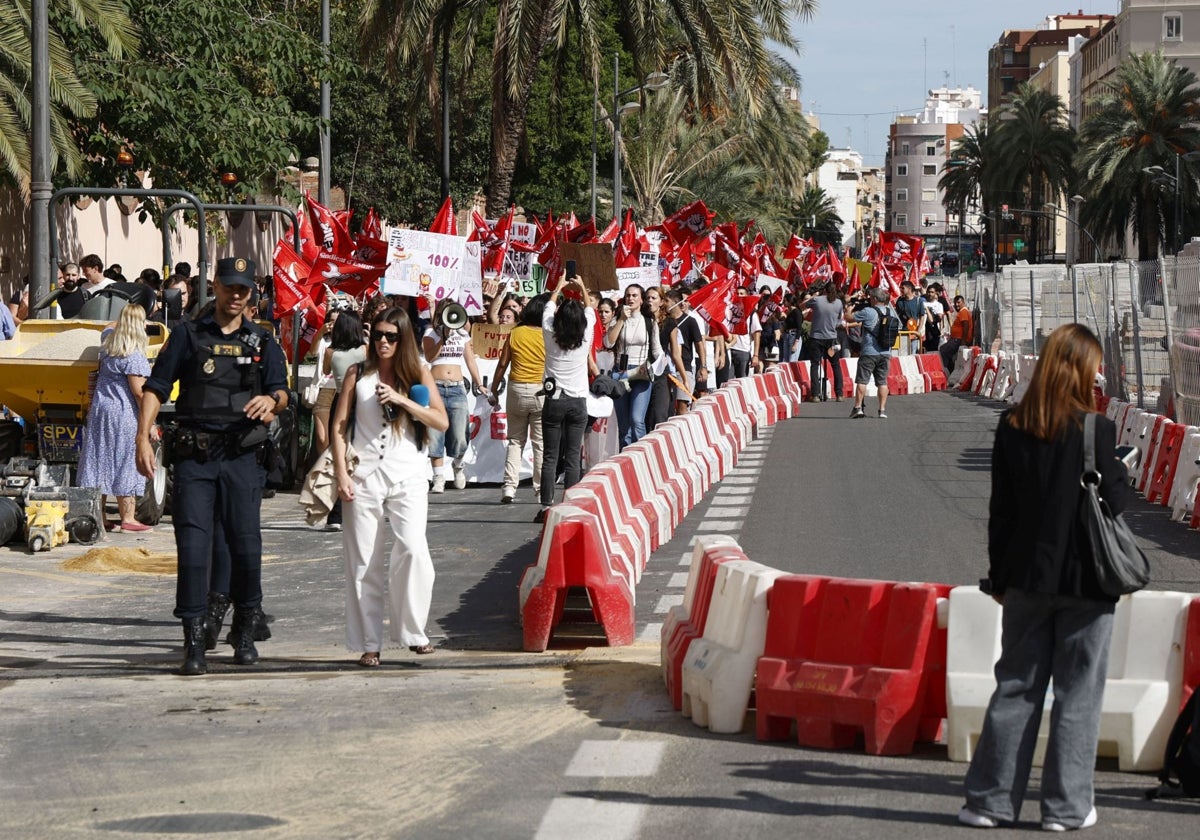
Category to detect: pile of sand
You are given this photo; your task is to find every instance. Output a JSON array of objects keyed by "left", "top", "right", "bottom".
[{"left": 61, "top": 547, "right": 176, "bottom": 576}]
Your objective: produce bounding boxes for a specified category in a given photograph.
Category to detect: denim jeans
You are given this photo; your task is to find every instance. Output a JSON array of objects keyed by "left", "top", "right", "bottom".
[
  {"left": 613, "top": 375, "right": 652, "bottom": 449},
  {"left": 780, "top": 330, "right": 803, "bottom": 363},
  {"left": 427, "top": 381, "right": 468, "bottom": 460},
  {"left": 964, "top": 588, "right": 1115, "bottom": 826},
  {"left": 540, "top": 395, "right": 587, "bottom": 507}
]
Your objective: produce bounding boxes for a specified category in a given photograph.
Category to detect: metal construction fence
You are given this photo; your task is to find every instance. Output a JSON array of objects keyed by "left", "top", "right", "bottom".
[{"left": 944, "top": 259, "right": 1200, "bottom": 424}]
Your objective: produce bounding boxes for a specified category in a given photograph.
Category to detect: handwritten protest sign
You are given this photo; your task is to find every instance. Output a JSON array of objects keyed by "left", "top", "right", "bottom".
[
  {"left": 384, "top": 230, "right": 485, "bottom": 314},
  {"left": 615, "top": 267, "right": 660, "bottom": 296},
  {"left": 559, "top": 241, "right": 618, "bottom": 293},
  {"left": 471, "top": 322, "right": 513, "bottom": 360}
]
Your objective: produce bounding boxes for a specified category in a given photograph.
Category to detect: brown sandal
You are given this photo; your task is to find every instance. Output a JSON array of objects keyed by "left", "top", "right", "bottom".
[
  {"left": 358, "top": 652, "right": 381, "bottom": 667},
  {"left": 408, "top": 644, "right": 435, "bottom": 655}
]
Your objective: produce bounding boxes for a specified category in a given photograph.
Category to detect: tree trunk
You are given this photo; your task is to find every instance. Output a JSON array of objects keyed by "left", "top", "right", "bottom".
[{"left": 485, "top": 4, "right": 553, "bottom": 218}]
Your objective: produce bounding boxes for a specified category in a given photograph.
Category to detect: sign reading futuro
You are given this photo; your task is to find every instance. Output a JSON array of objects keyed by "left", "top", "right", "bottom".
[{"left": 383, "top": 230, "right": 485, "bottom": 314}]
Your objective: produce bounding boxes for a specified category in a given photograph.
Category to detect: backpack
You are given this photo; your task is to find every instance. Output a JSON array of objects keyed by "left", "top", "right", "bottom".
[
  {"left": 1147, "top": 687, "right": 1200, "bottom": 799},
  {"left": 873, "top": 305, "right": 900, "bottom": 352}
]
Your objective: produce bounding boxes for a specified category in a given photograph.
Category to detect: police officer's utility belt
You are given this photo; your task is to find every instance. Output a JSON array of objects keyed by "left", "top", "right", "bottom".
[{"left": 172, "top": 425, "right": 269, "bottom": 463}]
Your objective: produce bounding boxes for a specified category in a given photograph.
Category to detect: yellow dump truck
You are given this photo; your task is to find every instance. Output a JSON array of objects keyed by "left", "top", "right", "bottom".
[{"left": 0, "top": 313, "right": 170, "bottom": 541}]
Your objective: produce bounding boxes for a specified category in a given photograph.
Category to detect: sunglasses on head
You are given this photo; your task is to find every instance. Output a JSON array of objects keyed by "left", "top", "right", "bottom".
[{"left": 371, "top": 329, "right": 400, "bottom": 343}]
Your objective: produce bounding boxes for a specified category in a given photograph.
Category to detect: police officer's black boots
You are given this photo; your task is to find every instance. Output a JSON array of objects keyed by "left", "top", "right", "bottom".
[
  {"left": 228, "top": 607, "right": 262, "bottom": 666},
  {"left": 204, "top": 592, "right": 231, "bottom": 651},
  {"left": 180, "top": 617, "right": 208, "bottom": 676}
]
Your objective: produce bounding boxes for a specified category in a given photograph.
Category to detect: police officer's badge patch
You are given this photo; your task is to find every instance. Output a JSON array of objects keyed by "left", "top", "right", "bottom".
[
  {"left": 203, "top": 358, "right": 217, "bottom": 375},
  {"left": 235, "top": 258, "right": 248, "bottom": 273}
]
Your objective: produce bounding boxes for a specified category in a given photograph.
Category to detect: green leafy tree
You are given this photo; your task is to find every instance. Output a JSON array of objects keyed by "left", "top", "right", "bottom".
[
  {"left": 0, "top": 0, "right": 137, "bottom": 195},
  {"left": 940, "top": 123, "right": 1002, "bottom": 268},
  {"left": 73, "top": 0, "right": 334, "bottom": 212},
  {"left": 788, "top": 184, "right": 842, "bottom": 246},
  {"left": 359, "top": 0, "right": 817, "bottom": 216},
  {"left": 990, "top": 83, "right": 1076, "bottom": 262},
  {"left": 1077, "top": 50, "right": 1200, "bottom": 260}
]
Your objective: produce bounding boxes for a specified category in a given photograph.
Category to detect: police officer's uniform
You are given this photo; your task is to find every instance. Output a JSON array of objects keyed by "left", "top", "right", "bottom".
[{"left": 144, "top": 257, "right": 287, "bottom": 674}]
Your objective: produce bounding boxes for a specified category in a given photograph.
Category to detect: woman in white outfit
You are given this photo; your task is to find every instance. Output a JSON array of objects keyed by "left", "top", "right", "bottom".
[{"left": 331, "top": 307, "right": 448, "bottom": 666}]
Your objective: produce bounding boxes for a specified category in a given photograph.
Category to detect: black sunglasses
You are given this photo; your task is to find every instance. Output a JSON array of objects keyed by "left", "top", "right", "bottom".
[{"left": 371, "top": 329, "right": 400, "bottom": 343}]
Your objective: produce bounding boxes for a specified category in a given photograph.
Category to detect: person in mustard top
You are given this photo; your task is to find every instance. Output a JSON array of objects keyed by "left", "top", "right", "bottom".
[{"left": 492, "top": 294, "right": 548, "bottom": 504}]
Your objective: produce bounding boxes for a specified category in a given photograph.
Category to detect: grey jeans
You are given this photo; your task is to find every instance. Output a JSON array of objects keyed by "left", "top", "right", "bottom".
[{"left": 964, "top": 588, "right": 1115, "bottom": 826}]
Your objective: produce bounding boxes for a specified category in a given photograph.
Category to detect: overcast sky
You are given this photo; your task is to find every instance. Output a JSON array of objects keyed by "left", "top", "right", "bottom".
[{"left": 786, "top": 1, "right": 1117, "bottom": 166}]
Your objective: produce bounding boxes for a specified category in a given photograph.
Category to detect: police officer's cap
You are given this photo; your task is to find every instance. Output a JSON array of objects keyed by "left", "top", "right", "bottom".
[{"left": 215, "top": 257, "right": 255, "bottom": 288}]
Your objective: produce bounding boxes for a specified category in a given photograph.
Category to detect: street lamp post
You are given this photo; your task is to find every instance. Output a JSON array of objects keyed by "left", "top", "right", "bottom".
[
  {"left": 600, "top": 55, "right": 669, "bottom": 223},
  {"left": 30, "top": 0, "right": 52, "bottom": 312},
  {"left": 319, "top": 0, "right": 331, "bottom": 207}
]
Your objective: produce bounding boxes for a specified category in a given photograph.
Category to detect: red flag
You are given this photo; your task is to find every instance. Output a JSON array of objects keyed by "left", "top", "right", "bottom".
[
  {"left": 305, "top": 194, "right": 355, "bottom": 258},
  {"left": 596, "top": 218, "right": 620, "bottom": 244},
  {"left": 826, "top": 246, "right": 846, "bottom": 283},
  {"left": 279, "top": 284, "right": 327, "bottom": 363},
  {"left": 614, "top": 210, "right": 641, "bottom": 269},
  {"left": 289, "top": 207, "right": 321, "bottom": 265},
  {"left": 661, "top": 200, "right": 716, "bottom": 246},
  {"left": 482, "top": 207, "right": 514, "bottom": 276},
  {"left": 730, "top": 294, "right": 761, "bottom": 335},
  {"left": 430, "top": 196, "right": 458, "bottom": 235},
  {"left": 565, "top": 218, "right": 597, "bottom": 243},
  {"left": 310, "top": 251, "right": 385, "bottom": 299},
  {"left": 783, "top": 234, "right": 805, "bottom": 261},
  {"left": 689, "top": 268, "right": 734, "bottom": 338},
  {"left": 361, "top": 207, "right": 382, "bottom": 240},
  {"left": 468, "top": 210, "right": 491, "bottom": 243},
  {"left": 272, "top": 239, "right": 314, "bottom": 320},
  {"left": 350, "top": 236, "right": 388, "bottom": 267}
]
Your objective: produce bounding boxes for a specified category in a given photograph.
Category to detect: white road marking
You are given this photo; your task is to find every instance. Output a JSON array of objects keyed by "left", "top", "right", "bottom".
[
  {"left": 535, "top": 799, "right": 645, "bottom": 840},
  {"left": 694, "top": 519, "right": 742, "bottom": 532},
  {"left": 667, "top": 572, "right": 689, "bottom": 588},
  {"left": 638, "top": 622, "right": 663, "bottom": 643},
  {"left": 654, "top": 593, "right": 684, "bottom": 613},
  {"left": 564, "top": 740, "right": 666, "bottom": 777}
]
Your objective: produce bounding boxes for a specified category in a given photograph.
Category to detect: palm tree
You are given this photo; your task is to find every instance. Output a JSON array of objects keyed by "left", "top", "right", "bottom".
[
  {"left": 990, "top": 84, "right": 1076, "bottom": 262},
  {"left": 359, "top": 0, "right": 817, "bottom": 216},
  {"left": 940, "top": 123, "right": 1002, "bottom": 269},
  {"left": 622, "top": 77, "right": 812, "bottom": 230},
  {"left": 1077, "top": 50, "right": 1200, "bottom": 260},
  {"left": 790, "top": 185, "right": 842, "bottom": 246},
  {"left": 0, "top": 0, "right": 138, "bottom": 195}
]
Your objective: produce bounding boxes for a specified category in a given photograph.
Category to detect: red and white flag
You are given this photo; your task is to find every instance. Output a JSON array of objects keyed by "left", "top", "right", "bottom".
[
  {"left": 661, "top": 200, "right": 716, "bottom": 246},
  {"left": 429, "top": 196, "right": 458, "bottom": 235},
  {"left": 305, "top": 194, "right": 355, "bottom": 258}
]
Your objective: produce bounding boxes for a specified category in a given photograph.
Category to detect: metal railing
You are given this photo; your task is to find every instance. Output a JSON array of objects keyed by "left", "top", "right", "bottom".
[{"left": 946, "top": 259, "right": 1200, "bottom": 421}]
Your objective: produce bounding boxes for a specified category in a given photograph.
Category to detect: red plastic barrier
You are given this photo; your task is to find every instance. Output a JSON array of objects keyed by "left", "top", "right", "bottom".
[
  {"left": 520, "top": 510, "right": 635, "bottom": 651},
  {"left": 663, "top": 546, "right": 746, "bottom": 709},
  {"left": 1146, "top": 423, "right": 1187, "bottom": 504},
  {"left": 916, "top": 353, "right": 947, "bottom": 391},
  {"left": 755, "top": 576, "right": 940, "bottom": 755},
  {"left": 886, "top": 357, "right": 908, "bottom": 395},
  {"left": 708, "top": 387, "right": 755, "bottom": 450},
  {"left": 786, "top": 361, "right": 811, "bottom": 398},
  {"left": 1182, "top": 597, "right": 1200, "bottom": 709},
  {"left": 638, "top": 432, "right": 701, "bottom": 513},
  {"left": 574, "top": 465, "right": 655, "bottom": 561},
  {"left": 1138, "top": 417, "right": 1172, "bottom": 493}
]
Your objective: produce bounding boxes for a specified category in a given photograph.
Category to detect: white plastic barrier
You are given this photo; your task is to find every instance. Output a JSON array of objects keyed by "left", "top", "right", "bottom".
[
  {"left": 1118, "top": 407, "right": 1145, "bottom": 449},
  {"left": 990, "top": 353, "right": 1019, "bottom": 402},
  {"left": 680, "top": 559, "right": 785, "bottom": 734},
  {"left": 946, "top": 587, "right": 1198, "bottom": 771},
  {"left": 841, "top": 357, "right": 879, "bottom": 397},
  {"left": 660, "top": 536, "right": 739, "bottom": 679},
  {"left": 1105, "top": 398, "right": 1125, "bottom": 423},
  {"left": 898, "top": 355, "right": 925, "bottom": 394},
  {"left": 725, "top": 378, "right": 772, "bottom": 428},
  {"left": 945, "top": 586, "right": 1006, "bottom": 763},
  {"left": 1168, "top": 429, "right": 1200, "bottom": 522},
  {"left": 1009, "top": 355, "right": 1038, "bottom": 404}
]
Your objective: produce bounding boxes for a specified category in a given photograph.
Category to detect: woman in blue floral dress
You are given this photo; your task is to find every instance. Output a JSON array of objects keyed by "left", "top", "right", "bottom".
[{"left": 77, "top": 303, "right": 153, "bottom": 532}]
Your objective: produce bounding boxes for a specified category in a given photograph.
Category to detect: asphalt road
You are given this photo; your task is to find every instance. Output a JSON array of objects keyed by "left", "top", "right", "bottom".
[{"left": 2, "top": 389, "right": 1198, "bottom": 839}]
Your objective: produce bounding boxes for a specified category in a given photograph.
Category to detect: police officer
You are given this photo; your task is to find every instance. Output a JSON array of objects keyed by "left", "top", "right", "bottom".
[{"left": 136, "top": 257, "right": 288, "bottom": 676}]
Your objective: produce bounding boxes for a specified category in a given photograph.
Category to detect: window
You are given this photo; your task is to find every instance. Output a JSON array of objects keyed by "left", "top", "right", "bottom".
[
  {"left": 901, "top": 143, "right": 910, "bottom": 155},
  {"left": 896, "top": 189, "right": 908, "bottom": 202},
  {"left": 895, "top": 214, "right": 908, "bottom": 227},
  {"left": 922, "top": 189, "right": 937, "bottom": 202},
  {"left": 1003, "top": 47, "right": 1014, "bottom": 66},
  {"left": 927, "top": 145, "right": 937, "bottom": 156},
  {"left": 1165, "top": 14, "right": 1182, "bottom": 40},
  {"left": 896, "top": 164, "right": 908, "bottom": 176},
  {"left": 923, "top": 164, "right": 937, "bottom": 176},
  {"left": 1002, "top": 76, "right": 1015, "bottom": 94}
]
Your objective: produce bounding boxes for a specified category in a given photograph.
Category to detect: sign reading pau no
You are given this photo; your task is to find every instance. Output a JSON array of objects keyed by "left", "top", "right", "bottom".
[{"left": 383, "top": 230, "right": 485, "bottom": 315}]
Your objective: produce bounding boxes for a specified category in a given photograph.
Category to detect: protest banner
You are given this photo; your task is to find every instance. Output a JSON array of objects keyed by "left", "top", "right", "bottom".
[
  {"left": 559, "top": 241, "right": 618, "bottom": 293},
  {"left": 615, "top": 266, "right": 660, "bottom": 296},
  {"left": 471, "top": 322, "right": 513, "bottom": 361},
  {"left": 384, "top": 230, "right": 486, "bottom": 314}
]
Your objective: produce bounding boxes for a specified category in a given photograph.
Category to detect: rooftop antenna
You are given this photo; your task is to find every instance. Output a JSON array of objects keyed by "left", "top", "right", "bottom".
[
  {"left": 923, "top": 37, "right": 928, "bottom": 98},
  {"left": 951, "top": 24, "right": 957, "bottom": 87}
]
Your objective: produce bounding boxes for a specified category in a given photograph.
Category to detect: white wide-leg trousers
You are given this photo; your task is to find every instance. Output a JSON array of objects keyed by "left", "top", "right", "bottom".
[{"left": 342, "top": 470, "right": 434, "bottom": 652}]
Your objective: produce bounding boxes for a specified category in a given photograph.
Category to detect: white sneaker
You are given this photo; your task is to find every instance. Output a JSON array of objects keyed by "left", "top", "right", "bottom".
[
  {"left": 1043, "top": 807, "right": 1097, "bottom": 832},
  {"left": 500, "top": 488, "right": 515, "bottom": 504},
  {"left": 431, "top": 476, "right": 446, "bottom": 494},
  {"left": 958, "top": 807, "right": 1000, "bottom": 829},
  {"left": 452, "top": 462, "right": 467, "bottom": 490}
]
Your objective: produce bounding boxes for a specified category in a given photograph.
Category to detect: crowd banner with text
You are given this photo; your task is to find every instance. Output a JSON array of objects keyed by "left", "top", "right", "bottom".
[
  {"left": 559, "top": 241, "right": 619, "bottom": 293},
  {"left": 384, "top": 229, "right": 486, "bottom": 314},
  {"left": 615, "top": 266, "right": 661, "bottom": 295},
  {"left": 471, "top": 322, "right": 514, "bottom": 361}
]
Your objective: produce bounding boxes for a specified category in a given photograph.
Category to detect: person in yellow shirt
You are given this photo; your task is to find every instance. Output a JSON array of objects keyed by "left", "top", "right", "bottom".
[{"left": 491, "top": 295, "right": 548, "bottom": 504}]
